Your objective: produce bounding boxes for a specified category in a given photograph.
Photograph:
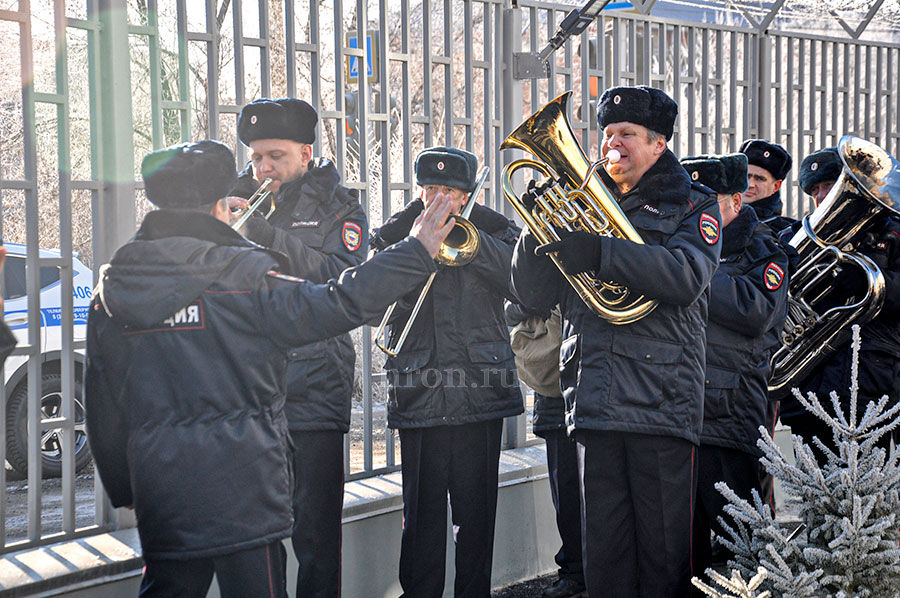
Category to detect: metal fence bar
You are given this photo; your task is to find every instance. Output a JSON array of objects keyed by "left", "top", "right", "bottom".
[{"left": 5, "top": 0, "right": 900, "bottom": 553}]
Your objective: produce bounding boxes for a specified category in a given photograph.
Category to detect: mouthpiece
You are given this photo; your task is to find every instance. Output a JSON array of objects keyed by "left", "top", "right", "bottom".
[{"left": 606, "top": 149, "right": 621, "bottom": 163}]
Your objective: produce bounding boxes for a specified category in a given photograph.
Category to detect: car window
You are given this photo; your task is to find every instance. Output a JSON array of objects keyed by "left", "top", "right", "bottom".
[
  {"left": 4, "top": 256, "right": 25, "bottom": 300},
  {"left": 3, "top": 257, "right": 62, "bottom": 301}
]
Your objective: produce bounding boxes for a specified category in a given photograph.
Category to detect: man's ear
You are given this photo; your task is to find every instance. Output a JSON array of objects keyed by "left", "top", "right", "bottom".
[
  {"left": 773, "top": 178, "right": 784, "bottom": 193},
  {"left": 653, "top": 136, "right": 667, "bottom": 156},
  {"left": 211, "top": 198, "right": 231, "bottom": 224},
  {"left": 732, "top": 192, "right": 743, "bottom": 212}
]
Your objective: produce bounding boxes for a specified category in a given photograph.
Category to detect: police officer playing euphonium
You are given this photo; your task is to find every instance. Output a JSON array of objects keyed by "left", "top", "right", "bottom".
[
  {"left": 779, "top": 146, "right": 900, "bottom": 455},
  {"left": 230, "top": 98, "right": 367, "bottom": 598},
  {"left": 511, "top": 86, "right": 722, "bottom": 598},
  {"left": 84, "top": 140, "right": 454, "bottom": 598},
  {"left": 370, "top": 147, "right": 523, "bottom": 598},
  {"left": 680, "top": 154, "right": 789, "bottom": 587}
]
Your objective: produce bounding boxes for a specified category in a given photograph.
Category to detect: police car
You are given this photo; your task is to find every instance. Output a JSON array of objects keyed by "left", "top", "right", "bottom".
[{"left": 3, "top": 243, "right": 93, "bottom": 477}]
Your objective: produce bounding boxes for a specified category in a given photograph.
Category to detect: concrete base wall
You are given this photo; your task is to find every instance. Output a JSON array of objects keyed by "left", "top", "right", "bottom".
[{"left": 1, "top": 445, "right": 559, "bottom": 597}]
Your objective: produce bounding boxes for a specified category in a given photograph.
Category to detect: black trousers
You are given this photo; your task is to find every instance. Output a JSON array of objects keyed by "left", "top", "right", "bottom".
[
  {"left": 139, "top": 542, "right": 286, "bottom": 598},
  {"left": 398, "top": 419, "right": 503, "bottom": 598},
  {"left": 692, "top": 445, "right": 761, "bottom": 594},
  {"left": 578, "top": 430, "right": 697, "bottom": 598},
  {"left": 544, "top": 428, "right": 584, "bottom": 584},
  {"left": 759, "top": 399, "right": 779, "bottom": 514},
  {"left": 290, "top": 429, "right": 345, "bottom": 598}
]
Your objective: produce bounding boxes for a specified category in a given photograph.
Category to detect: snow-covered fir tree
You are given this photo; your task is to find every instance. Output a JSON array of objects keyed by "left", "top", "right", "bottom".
[
  {"left": 707, "top": 326, "right": 900, "bottom": 597},
  {"left": 692, "top": 566, "right": 771, "bottom": 598}
]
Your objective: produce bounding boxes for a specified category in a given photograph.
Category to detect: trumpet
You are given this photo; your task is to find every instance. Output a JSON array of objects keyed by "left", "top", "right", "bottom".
[
  {"left": 374, "top": 167, "right": 490, "bottom": 357},
  {"left": 232, "top": 178, "right": 276, "bottom": 231}
]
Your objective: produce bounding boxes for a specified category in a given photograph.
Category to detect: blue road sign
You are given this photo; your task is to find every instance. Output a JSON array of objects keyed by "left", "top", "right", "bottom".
[{"left": 346, "top": 32, "right": 377, "bottom": 84}]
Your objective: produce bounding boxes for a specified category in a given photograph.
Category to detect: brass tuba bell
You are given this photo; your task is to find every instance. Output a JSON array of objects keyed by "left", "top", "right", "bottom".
[
  {"left": 500, "top": 91, "right": 657, "bottom": 324},
  {"left": 768, "top": 135, "right": 900, "bottom": 397}
]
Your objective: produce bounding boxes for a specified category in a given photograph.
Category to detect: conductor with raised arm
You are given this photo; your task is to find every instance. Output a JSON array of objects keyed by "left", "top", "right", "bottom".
[{"left": 85, "top": 140, "right": 453, "bottom": 598}]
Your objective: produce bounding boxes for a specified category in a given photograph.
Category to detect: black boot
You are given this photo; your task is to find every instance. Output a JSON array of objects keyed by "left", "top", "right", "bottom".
[{"left": 541, "top": 578, "right": 587, "bottom": 598}]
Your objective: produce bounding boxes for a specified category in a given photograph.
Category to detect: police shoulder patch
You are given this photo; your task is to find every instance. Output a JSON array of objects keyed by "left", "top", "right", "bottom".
[
  {"left": 699, "top": 213, "right": 720, "bottom": 245},
  {"left": 267, "top": 270, "right": 305, "bottom": 283},
  {"left": 764, "top": 262, "right": 785, "bottom": 291},
  {"left": 342, "top": 221, "right": 362, "bottom": 251}
]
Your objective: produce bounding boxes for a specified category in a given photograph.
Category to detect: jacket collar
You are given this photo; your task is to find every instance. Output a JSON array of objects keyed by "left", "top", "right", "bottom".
[
  {"left": 722, "top": 205, "right": 758, "bottom": 256},
  {"left": 375, "top": 198, "right": 512, "bottom": 247},
  {"left": 748, "top": 190, "right": 783, "bottom": 221},
  {"left": 620, "top": 149, "right": 692, "bottom": 207},
  {"left": 135, "top": 209, "right": 255, "bottom": 247}
]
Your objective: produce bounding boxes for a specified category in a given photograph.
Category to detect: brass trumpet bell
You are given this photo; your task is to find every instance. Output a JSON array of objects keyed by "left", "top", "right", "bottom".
[{"left": 435, "top": 216, "right": 480, "bottom": 266}]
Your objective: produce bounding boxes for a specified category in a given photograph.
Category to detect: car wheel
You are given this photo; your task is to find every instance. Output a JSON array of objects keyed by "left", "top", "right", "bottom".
[{"left": 5, "top": 373, "right": 92, "bottom": 478}]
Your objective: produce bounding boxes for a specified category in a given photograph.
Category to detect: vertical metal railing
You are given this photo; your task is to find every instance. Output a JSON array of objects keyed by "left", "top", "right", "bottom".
[{"left": 3, "top": 0, "right": 899, "bottom": 552}]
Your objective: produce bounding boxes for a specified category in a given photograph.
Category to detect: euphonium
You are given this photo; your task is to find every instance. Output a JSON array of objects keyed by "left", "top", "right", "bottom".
[
  {"left": 500, "top": 91, "right": 657, "bottom": 324},
  {"left": 768, "top": 135, "right": 900, "bottom": 397}
]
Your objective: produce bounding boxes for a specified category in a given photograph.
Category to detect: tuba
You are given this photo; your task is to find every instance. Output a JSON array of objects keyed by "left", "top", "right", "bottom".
[
  {"left": 768, "top": 135, "right": 900, "bottom": 397},
  {"left": 500, "top": 91, "right": 657, "bottom": 324}
]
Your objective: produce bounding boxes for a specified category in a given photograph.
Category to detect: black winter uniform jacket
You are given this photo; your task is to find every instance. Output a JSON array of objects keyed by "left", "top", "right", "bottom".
[
  {"left": 748, "top": 190, "right": 797, "bottom": 237},
  {"left": 783, "top": 215, "right": 900, "bottom": 414},
  {"left": 371, "top": 200, "right": 524, "bottom": 429},
  {"left": 511, "top": 150, "right": 722, "bottom": 445},
  {"left": 85, "top": 210, "right": 434, "bottom": 560},
  {"left": 702, "top": 206, "right": 789, "bottom": 455},
  {"left": 233, "top": 160, "right": 366, "bottom": 432}
]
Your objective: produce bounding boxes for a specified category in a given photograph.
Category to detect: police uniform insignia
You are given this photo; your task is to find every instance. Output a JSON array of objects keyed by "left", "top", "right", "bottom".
[
  {"left": 614, "top": 94, "right": 621, "bottom": 104},
  {"left": 342, "top": 221, "right": 362, "bottom": 251},
  {"left": 267, "top": 270, "right": 305, "bottom": 283},
  {"left": 763, "top": 151, "right": 770, "bottom": 158},
  {"left": 250, "top": 115, "right": 257, "bottom": 124},
  {"left": 437, "top": 161, "right": 445, "bottom": 171},
  {"left": 810, "top": 162, "right": 818, "bottom": 171},
  {"left": 764, "top": 262, "right": 784, "bottom": 290},
  {"left": 877, "top": 240, "right": 888, "bottom": 251},
  {"left": 691, "top": 171, "right": 699, "bottom": 181},
  {"left": 124, "top": 299, "right": 205, "bottom": 335},
  {"left": 699, "top": 213, "right": 720, "bottom": 244},
  {"left": 291, "top": 220, "right": 320, "bottom": 229}
]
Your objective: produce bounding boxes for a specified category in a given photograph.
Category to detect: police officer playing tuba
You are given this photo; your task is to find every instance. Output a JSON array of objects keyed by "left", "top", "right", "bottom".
[{"left": 511, "top": 86, "right": 722, "bottom": 598}]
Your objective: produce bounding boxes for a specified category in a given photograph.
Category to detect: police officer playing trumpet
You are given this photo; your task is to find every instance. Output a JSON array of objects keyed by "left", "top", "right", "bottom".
[
  {"left": 370, "top": 147, "right": 523, "bottom": 598},
  {"left": 230, "top": 98, "right": 368, "bottom": 598}
]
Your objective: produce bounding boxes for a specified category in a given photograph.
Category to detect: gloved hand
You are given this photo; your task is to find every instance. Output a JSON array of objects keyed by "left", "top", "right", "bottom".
[
  {"left": 299, "top": 159, "right": 342, "bottom": 203},
  {"left": 862, "top": 231, "right": 896, "bottom": 271},
  {"left": 521, "top": 179, "right": 553, "bottom": 212},
  {"left": 241, "top": 215, "right": 277, "bottom": 248},
  {"left": 535, "top": 230, "right": 603, "bottom": 275}
]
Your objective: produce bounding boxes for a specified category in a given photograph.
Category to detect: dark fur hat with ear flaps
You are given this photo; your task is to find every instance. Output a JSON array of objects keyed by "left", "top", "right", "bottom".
[
  {"left": 798, "top": 147, "right": 841, "bottom": 196},
  {"left": 141, "top": 140, "right": 237, "bottom": 209},
  {"left": 739, "top": 138, "right": 792, "bottom": 181},
  {"left": 597, "top": 85, "right": 678, "bottom": 141},
  {"left": 414, "top": 147, "right": 478, "bottom": 192},
  {"left": 238, "top": 98, "right": 318, "bottom": 145},
  {"left": 680, "top": 153, "right": 749, "bottom": 195}
]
